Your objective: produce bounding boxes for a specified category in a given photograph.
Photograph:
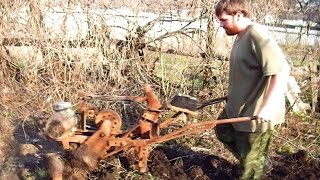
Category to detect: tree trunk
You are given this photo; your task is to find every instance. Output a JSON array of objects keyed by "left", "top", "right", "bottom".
[{"left": 202, "top": 0, "right": 216, "bottom": 88}]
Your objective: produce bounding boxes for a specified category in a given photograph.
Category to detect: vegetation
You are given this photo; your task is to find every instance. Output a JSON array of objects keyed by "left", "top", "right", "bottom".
[{"left": 0, "top": 0, "right": 319, "bottom": 179}]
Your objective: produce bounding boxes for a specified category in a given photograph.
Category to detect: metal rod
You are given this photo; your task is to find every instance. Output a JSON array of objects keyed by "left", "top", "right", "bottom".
[
  {"left": 147, "top": 116, "right": 257, "bottom": 145},
  {"left": 215, "top": 116, "right": 257, "bottom": 125}
]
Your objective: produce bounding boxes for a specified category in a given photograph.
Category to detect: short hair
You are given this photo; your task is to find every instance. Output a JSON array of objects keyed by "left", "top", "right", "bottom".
[{"left": 215, "top": 0, "right": 250, "bottom": 18}]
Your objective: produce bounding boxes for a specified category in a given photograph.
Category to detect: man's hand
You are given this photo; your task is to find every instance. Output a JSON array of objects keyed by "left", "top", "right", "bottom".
[
  {"left": 256, "top": 106, "right": 274, "bottom": 128},
  {"left": 256, "top": 74, "right": 285, "bottom": 129}
]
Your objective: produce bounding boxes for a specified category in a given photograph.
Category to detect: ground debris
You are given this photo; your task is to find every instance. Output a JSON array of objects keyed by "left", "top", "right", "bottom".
[{"left": 264, "top": 150, "right": 320, "bottom": 180}]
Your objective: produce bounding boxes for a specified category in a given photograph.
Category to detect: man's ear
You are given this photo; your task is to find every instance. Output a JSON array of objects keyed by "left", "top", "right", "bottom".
[{"left": 235, "top": 11, "right": 243, "bottom": 21}]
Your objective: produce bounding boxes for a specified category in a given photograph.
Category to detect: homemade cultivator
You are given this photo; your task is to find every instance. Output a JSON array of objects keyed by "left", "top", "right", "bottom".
[{"left": 44, "top": 84, "right": 256, "bottom": 175}]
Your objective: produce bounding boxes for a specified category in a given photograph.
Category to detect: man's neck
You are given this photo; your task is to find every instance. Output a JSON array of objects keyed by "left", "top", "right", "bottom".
[{"left": 237, "top": 18, "right": 252, "bottom": 37}]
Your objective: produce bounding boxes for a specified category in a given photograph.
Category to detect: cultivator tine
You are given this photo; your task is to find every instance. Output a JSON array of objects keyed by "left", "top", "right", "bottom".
[
  {"left": 47, "top": 153, "right": 63, "bottom": 180},
  {"left": 72, "top": 120, "right": 113, "bottom": 170},
  {"left": 138, "top": 146, "right": 149, "bottom": 172}
]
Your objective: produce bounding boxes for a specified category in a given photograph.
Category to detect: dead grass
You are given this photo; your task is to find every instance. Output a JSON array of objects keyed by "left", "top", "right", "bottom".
[{"left": 0, "top": 0, "right": 319, "bottom": 179}]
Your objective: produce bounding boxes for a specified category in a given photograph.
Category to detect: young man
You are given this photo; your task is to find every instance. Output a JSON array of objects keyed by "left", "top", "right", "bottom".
[{"left": 213, "top": 0, "right": 290, "bottom": 179}]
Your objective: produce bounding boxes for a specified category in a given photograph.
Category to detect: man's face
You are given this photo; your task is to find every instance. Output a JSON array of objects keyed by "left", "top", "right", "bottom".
[{"left": 217, "top": 11, "right": 239, "bottom": 36}]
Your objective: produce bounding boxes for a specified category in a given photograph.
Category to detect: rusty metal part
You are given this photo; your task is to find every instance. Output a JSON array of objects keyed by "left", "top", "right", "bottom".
[
  {"left": 46, "top": 153, "right": 63, "bottom": 180},
  {"left": 146, "top": 116, "right": 257, "bottom": 145},
  {"left": 78, "top": 101, "right": 99, "bottom": 131},
  {"left": 72, "top": 119, "right": 113, "bottom": 170},
  {"left": 95, "top": 109, "right": 122, "bottom": 134},
  {"left": 72, "top": 109, "right": 122, "bottom": 170},
  {"left": 44, "top": 84, "right": 255, "bottom": 173},
  {"left": 171, "top": 96, "right": 228, "bottom": 118},
  {"left": 168, "top": 94, "right": 199, "bottom": 115}
]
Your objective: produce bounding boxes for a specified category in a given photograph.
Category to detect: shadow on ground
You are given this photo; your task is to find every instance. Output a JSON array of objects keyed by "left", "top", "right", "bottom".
[{"left": 1, "top": 112, "right": 319, "bottom": 180}]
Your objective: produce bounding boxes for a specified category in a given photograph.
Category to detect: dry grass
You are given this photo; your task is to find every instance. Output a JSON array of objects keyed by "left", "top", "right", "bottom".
[{"left": 0, "top": 0, "right": 319, "bottom": 179}]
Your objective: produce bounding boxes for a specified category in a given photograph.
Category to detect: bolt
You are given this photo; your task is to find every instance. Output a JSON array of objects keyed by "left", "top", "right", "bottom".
[{"left": 100, "top": 133, "right": 105, "bottom": 137}]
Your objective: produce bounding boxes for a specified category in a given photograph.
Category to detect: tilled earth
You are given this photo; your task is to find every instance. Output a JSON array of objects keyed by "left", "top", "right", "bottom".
[
  {"left": 63, "top": 145, "right": 320, "bottom": 180},
  {"left": 1, "top": 114, "right": 319, "bottom": 180}
]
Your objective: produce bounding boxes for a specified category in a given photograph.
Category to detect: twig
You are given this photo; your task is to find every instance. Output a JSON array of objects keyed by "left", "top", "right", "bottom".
[
  {"left": 273, "top": 134, "right": 319, "bottom": 160},
  {"left": 21, "top": 117, "right": 29, "bottom": 144}
]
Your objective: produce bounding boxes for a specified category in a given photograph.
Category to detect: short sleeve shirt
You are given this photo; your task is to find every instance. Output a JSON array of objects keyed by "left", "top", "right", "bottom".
[{"left": 225, "top": 23, "right": 289, "bottom": 132}]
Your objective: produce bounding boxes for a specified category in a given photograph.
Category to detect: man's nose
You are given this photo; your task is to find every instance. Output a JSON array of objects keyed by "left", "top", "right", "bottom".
[{"left": 218, "top": 21, "right": 224, "bottom": 28}]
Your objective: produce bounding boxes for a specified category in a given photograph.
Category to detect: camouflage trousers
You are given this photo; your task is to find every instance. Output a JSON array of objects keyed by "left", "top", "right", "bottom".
[{"left": 215, "top": 110, "right": 273, "bottom": 180}]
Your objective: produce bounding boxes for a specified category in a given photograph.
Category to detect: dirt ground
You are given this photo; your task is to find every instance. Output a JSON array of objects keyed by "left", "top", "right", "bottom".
[{"left": 0, "top": 111, "right": 319, "bottom": 180}]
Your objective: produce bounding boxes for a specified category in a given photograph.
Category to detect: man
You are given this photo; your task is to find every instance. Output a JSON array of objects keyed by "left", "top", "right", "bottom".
[{"left": 213, "top": 0, "right": 290, "bottom": 179}]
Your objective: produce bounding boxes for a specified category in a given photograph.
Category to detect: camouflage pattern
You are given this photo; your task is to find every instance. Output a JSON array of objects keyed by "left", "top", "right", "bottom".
[{"left": 215, "top": 110, "right": 273, "bottom": 179}]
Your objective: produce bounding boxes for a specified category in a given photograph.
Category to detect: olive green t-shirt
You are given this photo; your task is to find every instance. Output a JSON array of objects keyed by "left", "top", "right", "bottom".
[{"left": 225, "top": 23, "right": 290, "bottom": 132}]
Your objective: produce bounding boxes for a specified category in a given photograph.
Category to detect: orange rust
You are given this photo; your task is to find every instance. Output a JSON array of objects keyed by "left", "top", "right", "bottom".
[
  {"left": 72, "top": 110, "right": 122, "bottom": 170},
  {"left": 78, "top": 101, "right": 87, "bottom": 112},
  {"left": 144, "top": 84, "right": 161, "bottom": 109},
  {"left": 95, "top": 109, "right": 122, "bottom": 134},
  {"left": 47, "top": 153, "right": 63, "bottom": 180},
  {"left": 78, "top": 101, "right": 98, "bottom": 131},
  {"left": 72, "top": 120, "right": 112, "bottom": 170},
  {"left": 138, "top": 120, "right": 152, "bottom": 139},
  {"left": 138, "top": 146, "right": 149, "bottom": 173},
  {"left": 142, "top": 112, "right": 159, "bottom": 122},
  {"left": 45, "top": 84, "right": 255, "bottom": 174}
]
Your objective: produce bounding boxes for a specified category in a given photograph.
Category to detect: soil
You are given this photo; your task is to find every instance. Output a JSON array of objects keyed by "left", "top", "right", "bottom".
[{"left": 0, "top": 112, "right": 319, "bottom": 180}]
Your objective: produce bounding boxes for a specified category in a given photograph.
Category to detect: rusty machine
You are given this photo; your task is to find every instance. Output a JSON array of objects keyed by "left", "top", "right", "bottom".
[{"left": 44, "top": 84, "right": 256, "bottom": 174}]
